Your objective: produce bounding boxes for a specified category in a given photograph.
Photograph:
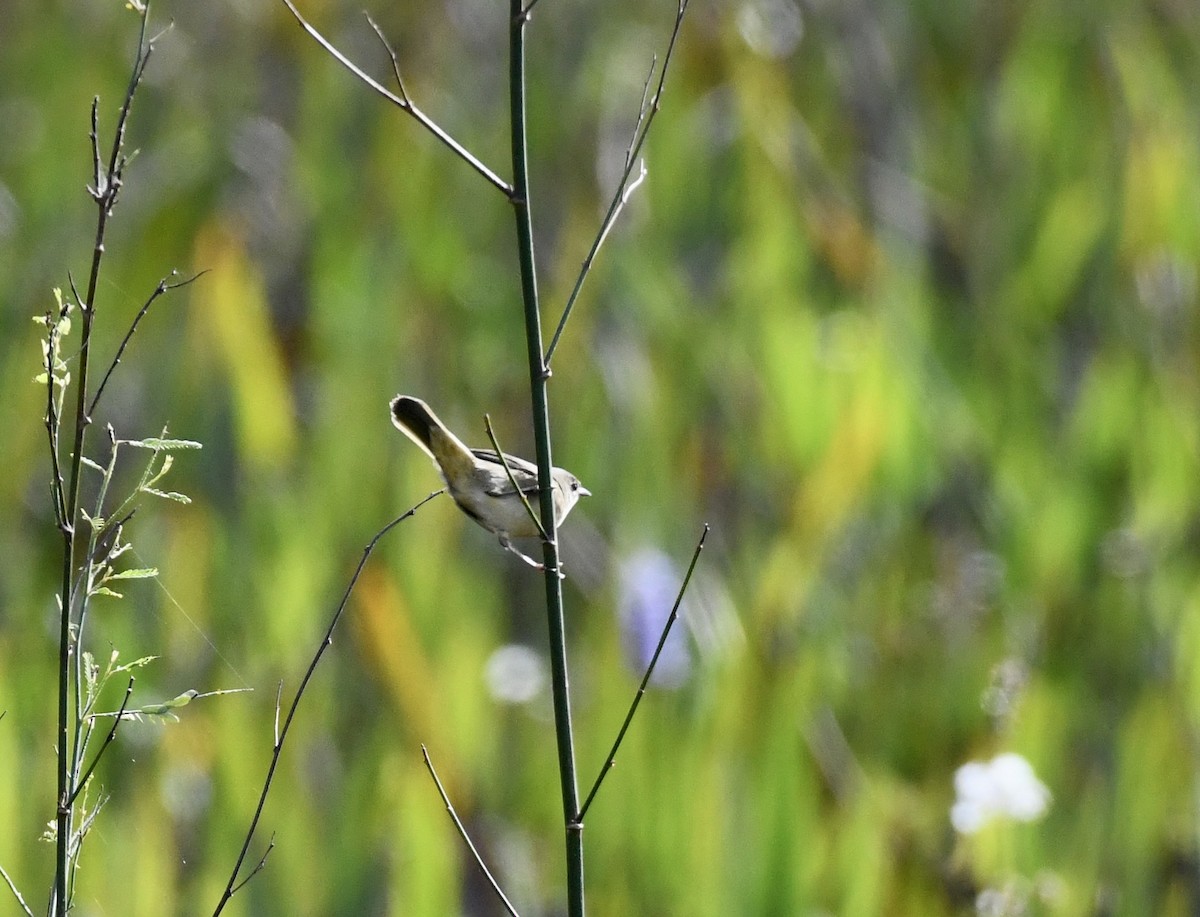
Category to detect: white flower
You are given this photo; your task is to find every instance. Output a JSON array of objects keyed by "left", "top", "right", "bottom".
[
  {"left": 484, "top": 645, "right": 546, "bottom": 705},
  {"left": 951, "top": 752, "right": 1051, "bottom": 834}
]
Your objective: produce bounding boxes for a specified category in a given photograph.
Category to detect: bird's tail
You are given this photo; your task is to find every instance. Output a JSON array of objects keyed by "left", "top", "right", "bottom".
[
  {"left": 390, "top": 395, "right": 440, "bottom": 457},
  {"left": 390, "top": 396, "right": 476, "bottom": 481}
]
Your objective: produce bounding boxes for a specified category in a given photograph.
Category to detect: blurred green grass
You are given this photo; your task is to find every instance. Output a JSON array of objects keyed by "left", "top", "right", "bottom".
[{"left": 2, "top": 0, "right": 1200, "bottom": 914}]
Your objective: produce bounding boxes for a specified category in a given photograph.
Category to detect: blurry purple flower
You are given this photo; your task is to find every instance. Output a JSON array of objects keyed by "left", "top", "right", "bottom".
[{"left": 617, "top": 549, "right": 693, "bottom": 688}]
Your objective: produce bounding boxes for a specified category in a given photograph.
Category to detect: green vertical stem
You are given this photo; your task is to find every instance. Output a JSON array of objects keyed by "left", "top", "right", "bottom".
[
  {"left": 54, "top": 201, "right": 106, "bottom": 917},
  {"left": 508, "top": 3, "right": 585, "bottom": 915}
]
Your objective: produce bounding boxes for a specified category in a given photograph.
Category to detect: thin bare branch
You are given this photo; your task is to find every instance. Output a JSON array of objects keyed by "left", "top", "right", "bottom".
[
  {"left": 229, "top": 835, "right": 275, "bottom": 896},
  {"left": 87, "top": 508, "right": 136, "bottom": 567},
  {"left": 88, "top": 98, "right": 103, "bottom": 201},
  {"left": 545, "top": 0, "right": 691, "bottom": 366},
  {"left": 0, "top": 864, "right": 34, "bottom": 917},
  {"left": 212, "top": 491, "right": 444, "bottom": 915},
  {"left": 627, "top": 56, "right": 658, "bottom": 170},
  {"left": 279, "top": 0, "right": 512, "bottom": 197},
  {"left": 89, "top": 270, "right": 207, "bottom": 417},
  {"left": 483, "top": 414, "right": 548, "bottom": 542},
  {"left": 363, "top": 12, "right": 410, "bottom": 105},
  {"left": 593, "top": 159, "right": 645, "bottom": 260},
  {"left": 43, "top": 301, "right": 71, "bottom": 531},
  {"left": 422, "top": 745, "right": 521, "bottom": 917},
  {"left": 273, "top": 681, "right": 282, "bottom": 746},
  {"left": 67, "top": 271, "right": 86, "bottom": 319},
  {"left": 576, "top": 523, "right": 708, "bottom": 823},
  {"left": 66, "top": 677, "right": 134, "bottom": 808}
]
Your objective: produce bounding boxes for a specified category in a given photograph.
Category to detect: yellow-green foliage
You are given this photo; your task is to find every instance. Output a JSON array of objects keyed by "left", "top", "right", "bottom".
[{"left": 1, "top": 0, "right": 1199, "bottom": 914}]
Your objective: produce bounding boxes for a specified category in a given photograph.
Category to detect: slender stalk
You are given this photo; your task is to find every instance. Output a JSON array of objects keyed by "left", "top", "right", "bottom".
[
  {"left": 507, "top": 3, "right": 584, "bottom": 914},
  {"left": 53, "top": 12, "right": 154, "bottom": 912},
  {"left": 577, "top": 525, "right": 708, "bottom": 821},
  {"left": 228, "top": 835, "right": 274, "bottom": 896},
  {"left": 422, "top": 746, "right": 521, "bottom": 917},
  {"left": 89, "top": 270, "right": 206, "bottom": 418},
  {"left": 279, "top": 0, "right": 512, "bottom": 197},
  {"left": 66, "top": 677, "right": 134, "bottom": 808},
  {"left": 43, "top": 301, "right": 70, "bottom": 531},
  {"left": 212, "top": 492, "right": 442, "bottom": 915},
  {"left": 0, "top": 864, "right": 34, "bottom": 917},
  {"left": 544, "top": 0, "right": 690, "bottom": 366},
  {"left": 69, "top": 432, "right": 120, "bottom": 797},
  {"left": 483, "top": 413, "right": 547, "bottom": 542}
]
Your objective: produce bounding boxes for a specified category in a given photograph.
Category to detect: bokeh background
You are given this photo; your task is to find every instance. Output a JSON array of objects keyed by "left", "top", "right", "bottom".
[{"left": 2, "top": 0, "right": 1200, "bottom": 914}]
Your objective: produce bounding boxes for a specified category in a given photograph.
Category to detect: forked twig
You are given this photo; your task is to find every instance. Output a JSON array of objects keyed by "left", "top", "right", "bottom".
[
  {"left": 422, "top": 745, "right": 521, "bottom": 917},
  {"left": 279, "top": 0, "right": 512, "bottom": 197},
  {"left": 364, "top": 13, "right": 410, "bottom": 105},
  {"left": 66, "top": 677, "right": 134, "bottom": 808},
  {"left": 518, "top": 0, "right": 544, "bottom": 22},
  {"left": 89, "top": 270, "right": 207, "bottom": 418},
  {"left": 576, "top": 523, "right": 708, "bottom": 823},
  {"left": 212, "top": 491, "right": 444, "bottom": 914},
  {"left": 229, "top": 834, "right": 275, "bottom": 896},
  {"left": 545, "top": 0, "right": 691, "bottom": 365}
]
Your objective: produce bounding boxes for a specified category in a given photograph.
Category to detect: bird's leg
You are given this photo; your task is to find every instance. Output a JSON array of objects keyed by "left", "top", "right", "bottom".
[{"left": 498, "top": 534, "right": 565, "bottom": 579}]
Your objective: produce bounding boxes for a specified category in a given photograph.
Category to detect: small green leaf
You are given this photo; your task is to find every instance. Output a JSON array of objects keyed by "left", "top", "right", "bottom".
[
  {"left": 108, "top": 567, "right": 158, "bottom": 581},
  {"left": 90, "top": 586, "right": 124, "bottom": 598},
  {"left": 141, "top": 487, "right": 192, "bottom": 504},
  {"left": 126, "top": 437, "right": 202, "bottom": 451},
  {"left": 139, "top": 689, "right": 199, "bottom": 715},
  {"left": 113, "top": 654, "right": 159, "bottom": 673}
]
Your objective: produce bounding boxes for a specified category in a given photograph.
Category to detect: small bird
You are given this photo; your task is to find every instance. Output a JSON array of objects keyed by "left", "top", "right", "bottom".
[{"left": 390, "top": 395, "right": 590, "bottom": 569}]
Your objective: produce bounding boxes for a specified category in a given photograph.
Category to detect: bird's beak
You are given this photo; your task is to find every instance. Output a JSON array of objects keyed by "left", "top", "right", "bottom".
[{"left": 578, "top": 485, "right": 592, "bottom": 497}]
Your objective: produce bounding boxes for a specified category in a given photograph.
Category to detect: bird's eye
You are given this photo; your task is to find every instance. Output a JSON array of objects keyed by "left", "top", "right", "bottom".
[{"left": 571, "top": 480, "right": 580, "bottom": 491}]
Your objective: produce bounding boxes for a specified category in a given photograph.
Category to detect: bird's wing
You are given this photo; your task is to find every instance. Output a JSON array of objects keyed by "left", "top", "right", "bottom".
[{"left": 471, "top": 449, "right": 542, "bottom": 497}]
